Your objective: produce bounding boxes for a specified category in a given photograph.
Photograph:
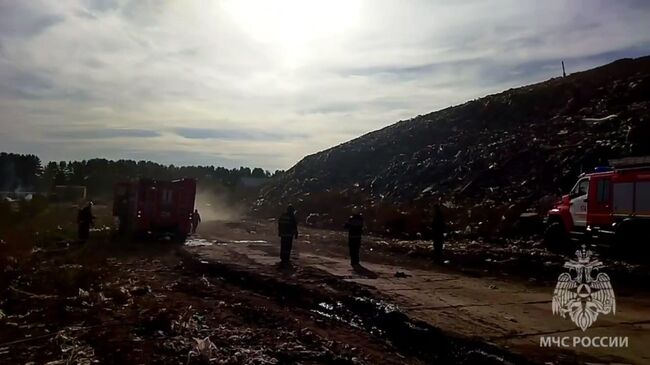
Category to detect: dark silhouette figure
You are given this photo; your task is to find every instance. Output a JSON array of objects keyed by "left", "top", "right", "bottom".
[
  {"left": 116, "top": 197, "right": 129, "bottom": 234},
  {"left": 77, "top": 202, "right": 95, "bottom": 243},
  {"left": 431, "top": 204, "right": 446, "bottom": 263},
  {"left": 191, "top": 209, "right": 201, "bottom": 234},
  {"left": 344, "top": 213, "right": 364, "bottom": 266},
  {"left": 278, "top": 205, "right": 298, "bottom": 266},
  {"left": 627, "top": 118, "right": 650, "bottom": 155}
]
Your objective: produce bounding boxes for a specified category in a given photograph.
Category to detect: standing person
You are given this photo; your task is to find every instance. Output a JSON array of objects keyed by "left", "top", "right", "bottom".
[
  {"left": 116, "top": 197, "right": 129, "bottom": 235},
  {"left": 344, "top": 213, "right": 364, "bottom": 266},
  {"left": 278, "top": 205, "right": 298, "bottom": 267},
  {"left": 191, "top": 209, "right": 201, "bottom": 234},
  {"left": 77, "top": 201, "right": 95, "bottom": 243},
  {"left": 431, "top": 204, "right": 446, "bottom": 263}
]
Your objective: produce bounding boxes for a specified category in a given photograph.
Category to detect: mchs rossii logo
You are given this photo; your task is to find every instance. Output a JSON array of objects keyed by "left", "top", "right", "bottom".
[
  {"left": 540, "top": 245, "right": 626, "bottom": 348},
  {"left": 552, "top": 245, "right": 615, "bottom": 331}
]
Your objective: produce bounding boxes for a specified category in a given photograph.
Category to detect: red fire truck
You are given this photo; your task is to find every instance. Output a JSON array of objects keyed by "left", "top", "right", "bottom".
[
  {"left": 113, "top": 178, "right": 197, "bottom": 241},
  {"left": 544, "top": 156, "right": 650, "bottom": 250}
]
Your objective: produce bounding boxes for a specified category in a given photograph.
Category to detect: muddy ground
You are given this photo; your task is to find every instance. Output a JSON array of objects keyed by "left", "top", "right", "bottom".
[
  {"left": 1, "top": 240, "right": 428, "bottom": 364},
  {"left": 1, "top": 210, "right": 648, "bottom": 364}
]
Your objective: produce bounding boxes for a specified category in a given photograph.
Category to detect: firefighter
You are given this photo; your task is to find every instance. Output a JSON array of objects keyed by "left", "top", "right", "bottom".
[
  {"left": 344, "top": 213, "right": 364, "bottom": 266},
  {"left": 278, "top": 205, "right": 298, "bottom": 266},
  {"left": 627, "top": 118, "right": 650, "bottom": 155},
  {"left": 191, "top": 209, "right": 201, "bottom": 234},
  {"left": 116, "top": 197, "right": 129, "bottom": 234},
  {"left": 77, "top": 201, "right": 95, "bottom": 243},
  {"left": 431, "top": 204, "right": 446, "bottom": 263}
]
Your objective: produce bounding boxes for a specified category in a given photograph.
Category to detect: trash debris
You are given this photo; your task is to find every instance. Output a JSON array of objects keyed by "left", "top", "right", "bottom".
[
  {"left": 184, "top": 238, "right": 213, "bottom": 247},
  {"left": 78, "top": 288, "right": 90, "bottom": 299},
  {"left": 186, "top": 336, "right": 217, "bottom": 364},
  {"left": 394, "top": 271, "right": 411, "bottom": 278}
]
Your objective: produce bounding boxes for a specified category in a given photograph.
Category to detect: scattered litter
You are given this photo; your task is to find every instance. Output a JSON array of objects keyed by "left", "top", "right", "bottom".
[
  {"left": 184, "top": 239, "right": 213, "bottom": 247},
  {"left": 89, "top": 226, "right": 111, "bottom": 232},
  {"left": 187, "top": 336, "right": 217, "bottom": 364},
  {"left": 78, "top": 288, "right": 90, "bottom": 299},
  {"left": 394, "top": 271, "right": 411, "bottom": 278},
  {"left": 583, "top": 114, "right": 618, "bottom": 122},
  {"left": 200, "top": 275, "right": 212, "bottom": 287}
]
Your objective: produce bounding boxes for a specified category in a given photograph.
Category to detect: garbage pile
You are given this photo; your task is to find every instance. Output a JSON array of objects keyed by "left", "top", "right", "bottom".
[{"left": 256, "top": 56, "right": 650, "bottom": 238}]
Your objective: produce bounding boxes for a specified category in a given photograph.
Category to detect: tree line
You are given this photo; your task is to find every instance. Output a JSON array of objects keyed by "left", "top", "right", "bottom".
[{"left": 0, "top": 152, "right": 282, "bottom": 199}]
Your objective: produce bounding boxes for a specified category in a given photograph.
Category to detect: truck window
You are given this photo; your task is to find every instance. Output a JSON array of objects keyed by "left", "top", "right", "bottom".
[
  {"left": 596, "top": 179, "right": 611, "bottom": 203},
  {"left": 613, "top": 182, "right": 634, "bottom": 214},
  {"left": 571, "top": 178, "right": 589, "bottom": 197},
  {"left": 636, "top": 181, "right": 650, "bottom": 213}
]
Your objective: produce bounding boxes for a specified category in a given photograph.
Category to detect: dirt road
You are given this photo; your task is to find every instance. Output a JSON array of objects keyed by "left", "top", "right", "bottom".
[{"left": 187, "top": 220, "right": 650, "bottom": 364}]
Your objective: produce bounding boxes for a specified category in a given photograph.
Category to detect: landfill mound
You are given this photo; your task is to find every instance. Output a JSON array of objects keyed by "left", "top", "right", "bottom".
[{"left": 256, "top": 56, "right": 650, "bottom": 238}]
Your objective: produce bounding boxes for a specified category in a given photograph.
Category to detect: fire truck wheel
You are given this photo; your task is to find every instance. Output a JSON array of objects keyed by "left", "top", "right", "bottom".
[{"left": 543, "top": 222, "right": 568, "bottom": 251}]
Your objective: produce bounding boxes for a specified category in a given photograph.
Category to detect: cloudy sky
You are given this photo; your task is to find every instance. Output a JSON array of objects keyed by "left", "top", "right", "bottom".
[{"left": 1, "top": 0, "right": 649, "bottom": 170}]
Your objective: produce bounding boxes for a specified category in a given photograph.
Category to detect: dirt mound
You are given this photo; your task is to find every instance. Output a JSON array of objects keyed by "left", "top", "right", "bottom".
[{"left": 256, "top": 56, "right": 650, "bottom": 238}]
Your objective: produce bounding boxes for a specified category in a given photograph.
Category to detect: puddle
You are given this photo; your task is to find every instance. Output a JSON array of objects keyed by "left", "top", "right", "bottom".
[
  {"left": 353, "top": 296, "right": 399, "bottom": 313},
  {"left": 312, "top": 298, "right": 393, "bottom": 337},
  {"left": 185, "top": 238, "right": 269, "bottom": 246},
  {"left": 312, "top": 301, "right": 368, "bottom": 332},
  {"left": 185, "top": 238, "right": 232, "bottom": 247},
  {"left": 185, "top": 252, "right": 531, "bottom": 365},
  {"left": 312, "top": 296, "right": 525, "bottom": 364}
]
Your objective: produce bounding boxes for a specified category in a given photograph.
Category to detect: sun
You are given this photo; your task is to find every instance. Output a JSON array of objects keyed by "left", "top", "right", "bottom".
[{"left": 222, "top": 0, "right": 360, "bottom": 56}]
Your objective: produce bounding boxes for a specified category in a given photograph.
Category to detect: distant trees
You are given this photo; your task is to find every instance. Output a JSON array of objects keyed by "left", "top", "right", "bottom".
[
  {"left": 251, "top": 167, "right": 268, "bottom": 178},
  {"left": 0, "top": 152, "right": 279, "bottom": 199},
  {"left": 0, "top": 153, "right": 42, "bottom": 191}
]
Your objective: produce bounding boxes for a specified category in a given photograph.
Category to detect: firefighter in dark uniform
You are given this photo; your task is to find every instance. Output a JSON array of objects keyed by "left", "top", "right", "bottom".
[
  {"left": 77, "top": 201, "right": 95, "bottom": 243},
  {"left": 116, "top": 197, "right": 129, "bottom": 235},
  {"left": 627, "top": 118, "right": 650, "bottom": 155},
  {"left": 278, "top": 205, "right": 298, "bottom": 266},
  {"left": 431, "top": 204, "right": 446, "bottom": 263},
  {"left": 344, "top": 213, "right": 364, "bottom": 266},
  {"left": 191, "top": 209, "right": 201, "bottom": 234}
]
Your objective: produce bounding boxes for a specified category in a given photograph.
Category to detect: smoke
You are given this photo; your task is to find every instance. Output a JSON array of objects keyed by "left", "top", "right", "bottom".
[
  {"left": 1, "top": 160, "right": 17, "bottom": 191},
  {"left": 194, "top": 189, "right": 245, "bottom": 221}
]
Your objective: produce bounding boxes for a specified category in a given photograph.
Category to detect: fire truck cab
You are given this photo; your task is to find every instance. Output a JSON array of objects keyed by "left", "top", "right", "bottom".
[
  {"left": 113, "top": 178, "right": 197, "bottom": 241},
  {"left": 545, "top": 156, "right": 650, "bottom": 251}
]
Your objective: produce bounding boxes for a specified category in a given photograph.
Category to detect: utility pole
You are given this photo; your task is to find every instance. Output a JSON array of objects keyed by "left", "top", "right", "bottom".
[{"left": 562, "top": 61, "right": 566, "bottom": 77}]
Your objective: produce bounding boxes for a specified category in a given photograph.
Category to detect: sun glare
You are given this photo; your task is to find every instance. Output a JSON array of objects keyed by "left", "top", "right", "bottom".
[{"left": 222, "top": 0, "right": 360, "bottom": 59}]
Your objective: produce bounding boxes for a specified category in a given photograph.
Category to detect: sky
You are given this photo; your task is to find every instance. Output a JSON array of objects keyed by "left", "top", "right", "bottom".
[{"left": 1, "top": 0, "right": 649, "bottom": 170}]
